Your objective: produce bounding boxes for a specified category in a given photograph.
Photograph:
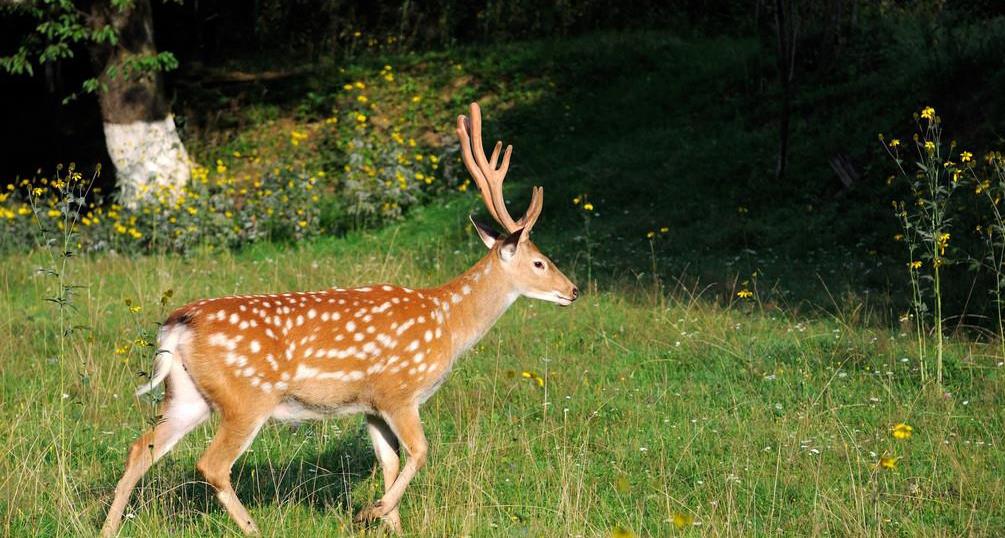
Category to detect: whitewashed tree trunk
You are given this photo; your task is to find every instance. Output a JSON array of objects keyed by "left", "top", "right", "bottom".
[
  {"left": 102, "top": 115, "right": 190, "bottom": 206},
  {"left": 90, "top": 0, "right": 189, "bottom": 207}
]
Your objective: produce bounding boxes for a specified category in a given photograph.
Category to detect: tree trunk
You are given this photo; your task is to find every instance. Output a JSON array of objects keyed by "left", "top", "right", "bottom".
[
  {"left": 89, "top": 0, "right": 189, "bottom": 207},
  {"left": 773, "top": 0, "right": 797, "bottom": 181}
]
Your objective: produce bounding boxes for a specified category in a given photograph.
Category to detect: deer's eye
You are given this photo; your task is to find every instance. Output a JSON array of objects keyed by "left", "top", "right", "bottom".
[{"left": 533, "top": 261, "right": 545, "bottom": 269}]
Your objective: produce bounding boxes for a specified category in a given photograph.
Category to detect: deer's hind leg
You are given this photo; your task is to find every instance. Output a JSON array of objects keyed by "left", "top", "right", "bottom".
[
  {"left": 366, "top": 414, "right": 403, "bottom": 533},
  {"left": 195, "top": 401, "right": 273, "bottom": 535},
  {"left": 101, "top": 366, "right": 211, "bottom": 537}
]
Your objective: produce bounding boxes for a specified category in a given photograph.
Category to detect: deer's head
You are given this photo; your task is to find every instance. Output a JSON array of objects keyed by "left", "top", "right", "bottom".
[{"left": 457, "top": 103, "right": 579, "bottom": 306}]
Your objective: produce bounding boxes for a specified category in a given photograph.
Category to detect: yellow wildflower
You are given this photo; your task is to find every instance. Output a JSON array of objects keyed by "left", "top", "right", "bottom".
[
  {"left": 920, "top": 106, "right": 936, "bottom": 120},
  {"left": 892, "top": 423, "right": 913, "bottom": 440},
  {"left": 572, "top": 196, "right": 581, "bottom": 205},
  {"left": 737, "top": 289, "right": 753, "bottom": 299},
  {"left": 672, "top": 512, "right": 694, "bottom": 529},
  {"left": 909, "top": 260, "right": 922, "bottom": 270},
  {"left": 610, "top": 526, "right": 636, "bottom": 538},
  {"left": 961, "top": 150, "right": 973, "bottom": 163},
  {"left": 583, "top": 202, "right": 594, "bottom": 211},
  {"left": 646, "top": 231, "right": 655, "bottom": 239},
  {"left": 411, "top": 95, "right": 422, "bottom": 103},
  {"left": 937, "top": 232, "right": 950, "bottom": 255},
  {"left": 924, "top": 140, "right": 935, "bottom": 153},
  {"left": 879, "top": 455, "right": 900, "bottom": 470},
  {"left": 660, "top": 226, "right": 669, "bottom": 233},
  {"left": 357, "top": 95, "right": 368, "bottom": 103},
  {"left": 889, "top": 138, "right": 900, "bottom": 148},
  {"left": 343, "top": 83, "right": 354, "bottom": 91}
]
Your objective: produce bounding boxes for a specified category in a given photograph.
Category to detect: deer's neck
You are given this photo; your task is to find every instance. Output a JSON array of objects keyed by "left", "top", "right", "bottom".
[{"left": 432, "top": 252, "right": 517, "bottom": 357}]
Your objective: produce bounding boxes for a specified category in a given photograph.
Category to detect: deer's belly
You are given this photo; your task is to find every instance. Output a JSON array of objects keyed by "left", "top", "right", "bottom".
[{"left": 271, "top": 398, "right": 372, "bottom": 422}]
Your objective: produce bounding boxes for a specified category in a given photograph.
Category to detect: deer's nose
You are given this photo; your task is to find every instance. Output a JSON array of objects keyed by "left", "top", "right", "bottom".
[{"left": 570, "top": 287, "right": 579, "bottom": 301}]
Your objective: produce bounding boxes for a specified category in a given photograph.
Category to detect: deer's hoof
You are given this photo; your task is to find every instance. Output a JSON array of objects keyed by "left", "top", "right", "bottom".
[{"left": 354, "top": 501, "right": 384, "bottom": 524}]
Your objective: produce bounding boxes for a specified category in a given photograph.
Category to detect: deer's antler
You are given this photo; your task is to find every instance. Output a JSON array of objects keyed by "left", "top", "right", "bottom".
[{"left": 456, "top": 102, "right": 543, "bottom": 236}]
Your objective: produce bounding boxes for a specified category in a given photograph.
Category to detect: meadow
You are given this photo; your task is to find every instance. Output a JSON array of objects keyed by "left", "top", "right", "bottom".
[{"left": 2, "top": 28, "right": 1005, "bottom": 537}]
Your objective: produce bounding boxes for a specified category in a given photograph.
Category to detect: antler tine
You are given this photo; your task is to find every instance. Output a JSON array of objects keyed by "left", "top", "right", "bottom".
[
  {"left": 456, "top": 115, "right": 500, "bottom": 225},
  {"left": 456, "top": 102, "right": 525, "bottom": 233},
  {"left": 516, "top": 186, "right": 544, "bottom": 235}
]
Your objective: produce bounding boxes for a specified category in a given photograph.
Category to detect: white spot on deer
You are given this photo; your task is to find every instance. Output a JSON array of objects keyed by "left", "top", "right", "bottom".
[
  {"left": 261, "top": 382, "right": 273, "bottom": 393},
  {"left": 321, "top": 312, "right": 330, "bottom": 322},
  {"left": 239, "top": 320, "right": 249, "bottom": 330},
  {"left": 251, "top": 377, "right": 261, "bottom": 386},
  {"left": 326, "top": 349, "right": 339, "bottom": 359},
  {"left": 262, "top": 302, "right": 271, "bottom": 308},
  {"left": 266, "top": 354, "right": 279, "bottom": 370},
  {"left": 307, "top": 309, "right": 317, "bottom": 319},
  {"left": 347, "top": 370, "right": 365, "bottom": 381},
  {"left": 229, "top": 313, "right": 240, "bottom": 324},
  {"left": 285, "top": 318, "right": 293, "bottom": 330},
  {"left": 216, "top": 309, "right": 226, "bottom": 320},
  {"left": 250, "top": 340, "right": 261, "bottom": 353},
  {"left": 304, "top": 347, "right": 314, "bottom": 358},
  {"left": 435, "top": 327, "right": 442, "bottom": 339},
  {"left": 353, "top": 333, "right": 364, "bottom": 342},
  {"left": 265, "top": 328, "right": 276, "bottom": 339},
  {"left": 382, "top": 285, "right": 393, "bottom": 291},
  {"left": 363, "top": 314, "right": 373, "bottom": 323},
  {"left": 451, "top": 294, "right": 462, "bottom": 304},
  {"left": 417, "top": 363, "right": 428, "bottom": 373},
  {"left": 414, "top": 352, "right": 425, "bottom": 363},
  {"left": 294, "top": 364, "right": 319, "bottom": 381},
  {"left": 396, "top": 319, "right": 415, "bottom": 336},
  {"left": 335, "top": 334, "right": 345, "bottom": 342},
  {"left": 296, "top": 315, "right": 304, "bottom": 326},
  {"left": 317, "top": 370, "right": 345, "bottom": 381},
  {"left": 424, "top": 330, "right": 433, "bottom": 342},
  {"left": 345, "top": 320, "right": 356, "bottom": 332},
  {"left": 275, "top": 381, "right": 288, "bottom": 391},
  {"left": 357, "top": 287, "right": 372, "bottom": 292},
  {"left": 377, "top": 333, "right": 394, "bottom": 348},
  {"left": 366, "top": 325, "right": 375, "bottom": 334},
  {"left": 462, "top": 285, "right": 471, "bottom": 295},
  {"left": 280, "top": 371, "right": 290, "bottom": 381},
  {"left": 242, "top": 366, "right": 256, "bottom": 377},
  {"left": 406, "top": 340, "right": 420, "bottom": 352}
]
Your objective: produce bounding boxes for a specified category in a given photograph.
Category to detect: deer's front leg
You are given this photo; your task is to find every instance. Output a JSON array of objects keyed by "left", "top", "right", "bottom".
[{"left": 355, "top": 406, "right": 426, "bottom": 527}]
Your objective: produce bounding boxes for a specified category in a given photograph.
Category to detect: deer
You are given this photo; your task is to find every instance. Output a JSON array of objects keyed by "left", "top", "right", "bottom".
[{"left": 100, "top": 102, "right": 579, "bottom": 536}]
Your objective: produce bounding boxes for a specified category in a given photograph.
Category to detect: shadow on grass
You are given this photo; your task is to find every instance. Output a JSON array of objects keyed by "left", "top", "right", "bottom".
[{"left": 101, "top": 422, "right": 379, "bottom": 531}]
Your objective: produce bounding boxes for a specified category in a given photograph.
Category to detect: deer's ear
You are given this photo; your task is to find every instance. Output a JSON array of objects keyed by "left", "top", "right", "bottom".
[
  {"left": 499, "top": 227, "right": 524, "bottom": 261},
  {"left": 470, "top": 215, "right": 501, "bottom": 249}
]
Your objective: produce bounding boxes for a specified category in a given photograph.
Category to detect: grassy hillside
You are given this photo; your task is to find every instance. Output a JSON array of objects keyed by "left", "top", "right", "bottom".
[{"left": 1, "top": 200, "right": 1003, "bottom": 536}]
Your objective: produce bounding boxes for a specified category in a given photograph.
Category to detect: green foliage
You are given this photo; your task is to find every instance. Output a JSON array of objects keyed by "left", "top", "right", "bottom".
[{"left": 0, "top": 0, "right": 178, "bottom": 103}]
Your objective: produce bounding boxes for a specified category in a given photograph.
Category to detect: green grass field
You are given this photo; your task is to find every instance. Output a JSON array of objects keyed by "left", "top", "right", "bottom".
[
  {"left": 2, "top": 199, "right": 1003, "bottom": 536},
  {"left": 3, "top": 29, "right": 1005, "bottom": 537}
]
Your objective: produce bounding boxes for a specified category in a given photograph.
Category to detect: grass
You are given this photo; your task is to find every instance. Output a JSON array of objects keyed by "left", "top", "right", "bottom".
[
  {"left": 1, "top": 199, "right": 1003, "bottom": 536},
  {"left": 4, "top": 27, "right": 1005, "bottom": 536}
]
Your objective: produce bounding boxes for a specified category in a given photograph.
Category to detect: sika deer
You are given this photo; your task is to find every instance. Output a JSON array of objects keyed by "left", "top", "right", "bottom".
[{"left": 100, "top": 102, "right": 578, "bottom": 536}]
